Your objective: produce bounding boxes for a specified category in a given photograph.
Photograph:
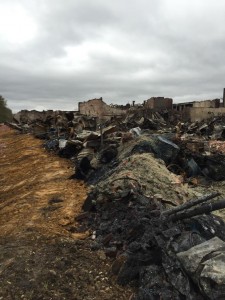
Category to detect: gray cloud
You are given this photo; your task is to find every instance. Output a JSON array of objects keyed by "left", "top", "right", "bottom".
[{"left": 0, "top": 0, "right": 225, "bottom": 112}]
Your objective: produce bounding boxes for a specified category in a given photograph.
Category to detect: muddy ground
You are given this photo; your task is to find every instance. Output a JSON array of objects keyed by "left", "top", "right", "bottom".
[{"left": 0, "top": 126, "right": 134, "bottom": 300}]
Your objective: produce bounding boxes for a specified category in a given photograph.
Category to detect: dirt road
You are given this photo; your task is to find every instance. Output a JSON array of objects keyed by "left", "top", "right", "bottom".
[{"left": 0, "top": 126, "right": 133, "bottom": 299}]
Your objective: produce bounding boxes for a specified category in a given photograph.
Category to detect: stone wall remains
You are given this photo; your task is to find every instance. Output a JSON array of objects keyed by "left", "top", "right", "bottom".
[
  {"left": 145, "top": 97, "right": 173, "bottom": 110},
  {"left": 78, "top": 98, "right": 127, "bottom": 121}
]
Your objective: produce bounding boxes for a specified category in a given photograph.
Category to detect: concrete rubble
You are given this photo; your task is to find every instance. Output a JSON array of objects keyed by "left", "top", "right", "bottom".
[{"left": 6, "top": 96, "right": 225, "bottom": 299}]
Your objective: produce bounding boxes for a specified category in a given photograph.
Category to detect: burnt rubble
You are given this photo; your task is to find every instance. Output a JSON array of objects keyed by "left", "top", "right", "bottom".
[
  {"left": 76, "top": 130, "right": 225, "bottom": 299},
  {"left": 81, "top": 187, "right": 225, "bottom": 299},
  {"left": 8, "top": 108, "right": 225, "bottom": 299}
]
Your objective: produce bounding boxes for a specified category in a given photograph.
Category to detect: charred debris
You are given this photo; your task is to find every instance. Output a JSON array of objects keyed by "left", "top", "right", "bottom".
[{"left": 7, "top": 97, "right": 225, "bottom": 299}]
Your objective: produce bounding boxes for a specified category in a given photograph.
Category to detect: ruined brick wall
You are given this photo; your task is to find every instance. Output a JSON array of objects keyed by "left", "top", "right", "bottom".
[
  {"left": 145, "top": 97, "right": 173, "bottom": 110},
  {"left": 186, "top": 107, "right": 225, "bottom": 122},
  {"left": 78, "top": 98, "right": 127, "bottom": 120},
  {"left": 192, "top": 99, "right": 220, "bottom": 108},
  {"left": 79, "top": 99, "right": 105, "bottom": 117}
]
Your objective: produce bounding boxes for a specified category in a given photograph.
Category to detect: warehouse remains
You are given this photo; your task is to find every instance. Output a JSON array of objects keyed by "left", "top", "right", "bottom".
[{"left": 3, "top": 90, "right": 225, "bottom": 299}]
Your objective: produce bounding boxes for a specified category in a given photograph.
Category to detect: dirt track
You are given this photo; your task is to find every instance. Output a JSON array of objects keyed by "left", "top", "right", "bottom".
[{"left": 0, "top": 126, "right": 133, "bottom": 299}]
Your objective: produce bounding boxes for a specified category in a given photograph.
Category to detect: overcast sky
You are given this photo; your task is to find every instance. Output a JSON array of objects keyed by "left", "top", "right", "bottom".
[{"left": 1, "top": 0, "right": 225, "bottom": 112}]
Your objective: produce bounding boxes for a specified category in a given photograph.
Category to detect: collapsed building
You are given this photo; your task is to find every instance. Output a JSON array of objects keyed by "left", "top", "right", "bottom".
[
  {"left": 172, "top": 89, "right": 225, "bottom": 122},
  {"left": 78, "top": 97, "right": 173, "bottom": 120},
  {"left": 78, "top": 93, "right": 225, "bottom": 123},
  {"left": 144, "top": 96, "right": 173, "bottom": 110},
  {"left": 78, "top": 97, "right": 128, "bottom": 122},
  {"left": 13, "top": 89, "right": 225, "bottom": 127},
  {"left": 173, "top": 98, "right": 225, "bottom": 122},
  {"left": 13, "top": 109, "right": 57, "bottom": 124},
  {"left": 7, "top": 90, "right": 225, "bottom": 299}
]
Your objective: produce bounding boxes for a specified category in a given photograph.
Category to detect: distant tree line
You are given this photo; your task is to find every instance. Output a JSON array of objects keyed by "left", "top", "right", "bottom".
[{"left": 0, "top": 95, "right": 13, "bottom": 122}]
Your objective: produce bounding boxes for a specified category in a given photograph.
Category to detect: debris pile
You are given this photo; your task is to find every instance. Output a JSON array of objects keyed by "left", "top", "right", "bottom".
[
  {"left": 8, "top": 109, "right": 225, "bottom": 299},
  {"left": 10, "top": 110, "right": 225, "bottom": 187},
  {"left": 170, "top": 116, "right": 225, "bottom": 184},
  {"left": 76, "top": 132, "right": 225, "bottom": 299},
  {"left": 176, "top": 115, "right": 225, "bottom": 139},
  {"left": 82, "top": 185, "right": 225, "bottom": 299}
]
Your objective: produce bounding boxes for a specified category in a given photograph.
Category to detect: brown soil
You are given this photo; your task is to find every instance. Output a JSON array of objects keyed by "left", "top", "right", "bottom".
[{"left": 0, "top": 126, "right": 134, "bottom": 300}]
